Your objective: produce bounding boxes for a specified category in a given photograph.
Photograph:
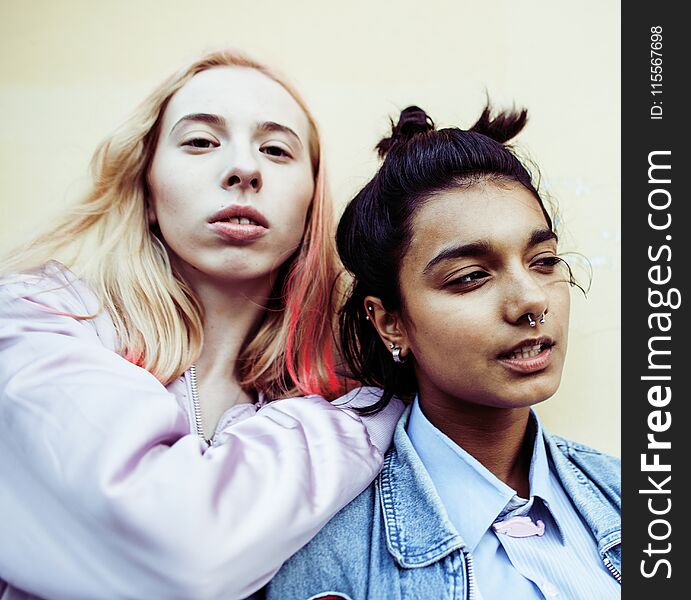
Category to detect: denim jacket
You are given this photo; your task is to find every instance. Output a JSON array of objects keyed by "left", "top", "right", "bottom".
[{"left": 265, "top": 406, "right": 621, "bottom": 600}]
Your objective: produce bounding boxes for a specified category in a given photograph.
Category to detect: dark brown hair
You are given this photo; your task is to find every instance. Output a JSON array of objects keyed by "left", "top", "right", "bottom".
[{"left": 337, "top": 103, "right": 574, "bottom": 411}]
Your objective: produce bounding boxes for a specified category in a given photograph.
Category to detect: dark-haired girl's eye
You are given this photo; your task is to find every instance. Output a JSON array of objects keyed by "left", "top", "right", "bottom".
[
  {"left": 531, "top": 255, "right": 562, "bottom": 273},
  {"left": 445, "top": 270, "right": 490, "bottom": 290}
]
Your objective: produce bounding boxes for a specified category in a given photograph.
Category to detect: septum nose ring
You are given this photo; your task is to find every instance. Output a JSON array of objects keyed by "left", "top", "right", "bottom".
[{"left": 527, "top": 312, "right": 546, "bottom": 327}]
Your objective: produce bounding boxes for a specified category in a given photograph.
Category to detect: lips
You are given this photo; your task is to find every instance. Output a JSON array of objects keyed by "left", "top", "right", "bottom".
[
  {"left": 208, "top": 204, "right": 269, "bottom": 243},
  {"left": 208, "top": 204, "right": 269, "bottom": 228},
  {"left": 497, "top": 337, "right": 555, "bottom": 374},
  {"left": 498, "top": 337, "right": 554, "bottom": 359}
]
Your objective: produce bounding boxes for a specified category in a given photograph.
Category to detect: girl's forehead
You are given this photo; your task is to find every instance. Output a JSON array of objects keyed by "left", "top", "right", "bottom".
[
  {"left": 406, "top": 183, "right": 551, "bottom": 265},
  {"left": 162, "top": 66, "right": 310, "bottom": 138},
  {"left": 417, "top": 183, "right": 546, "bottom": 233}
]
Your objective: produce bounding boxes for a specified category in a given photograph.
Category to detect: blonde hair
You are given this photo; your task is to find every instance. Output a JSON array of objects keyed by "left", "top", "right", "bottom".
[{"left": 2, "top": 49, "right": 342, "bottom": 400}]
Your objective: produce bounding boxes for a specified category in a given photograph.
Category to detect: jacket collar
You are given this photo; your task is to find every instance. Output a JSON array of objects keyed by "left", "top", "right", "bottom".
[
  {"left": 545, "top": 434, "right": 622, "bottom": 557},
  {"left": 377, "top": 406, "right": 466, "bottom": 568},
  {"left": 378, "top": 407, "right": 621, "bottom": 569}
]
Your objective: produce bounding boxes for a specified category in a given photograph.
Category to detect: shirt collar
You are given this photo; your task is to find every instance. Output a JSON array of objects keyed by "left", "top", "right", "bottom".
[
  {"left": 526, "top": 412, "right": 554, "bottom": 508},
  {"left": 406, "top": 397, "right": 561, "bottom": 551}
]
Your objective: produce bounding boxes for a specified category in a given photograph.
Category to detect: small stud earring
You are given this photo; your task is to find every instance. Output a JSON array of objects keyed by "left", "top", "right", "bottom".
[{"left": 392, "top": 346, "right": 406, "bottom": 364}]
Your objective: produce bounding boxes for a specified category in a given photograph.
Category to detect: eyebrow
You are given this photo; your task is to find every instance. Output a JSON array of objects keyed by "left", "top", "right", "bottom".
[
  {"left": 257, "top": 121, "right": 303, "bottom": 148},
  {"left": 170, "top": 113, "right": 226, "bottom": 133},
  {"left": 170, "top": 114, "right": 303, "bottom": 147},
  {"left": 422, "top": 227, "right": 558, "bottom": 275}
]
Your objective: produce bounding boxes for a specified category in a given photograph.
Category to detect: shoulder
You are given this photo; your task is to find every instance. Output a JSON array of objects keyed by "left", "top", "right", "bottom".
[
  {"left": 265, "top": 482, "right": 378, "bottom": 600},
  {"left": 548, "top": 433, "right": 620, "bottom": 470},
  {"left": 0, "top": 261, "right": 100, "bottom": 315},
  {"left": 332, "top": 386, "right": 406, "bottom": 455},
  {"left": 0, "top": 261, "right": 118, "bottom": 349}
]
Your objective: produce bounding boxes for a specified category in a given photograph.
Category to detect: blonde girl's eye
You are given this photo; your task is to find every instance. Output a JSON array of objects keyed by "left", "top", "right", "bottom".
[
  {"left": 181, "top": 137, "right": 219, "bottom": 149},
  {"left": 260, "top": 144, "right": 293, "bottom": 159}
]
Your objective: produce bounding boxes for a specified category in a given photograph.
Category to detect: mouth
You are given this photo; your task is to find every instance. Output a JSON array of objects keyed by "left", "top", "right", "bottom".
[
  {"left": 499, "top": 337, "right": 554, "bottom": 359},
  {"left": 208, "top": 205, "right": 270, "bottom": 229},
  {"left": 497, "top": 337, "right": 555, "bottom": 373},
  {"left": 217, "top": 216, "right": 261, "bottom": 225},
  {"left": 208, "top": 205, "right": 269, "bottom": 242}
]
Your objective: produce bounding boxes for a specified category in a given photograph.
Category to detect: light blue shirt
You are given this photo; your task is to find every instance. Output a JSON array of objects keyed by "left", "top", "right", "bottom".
[{"left": 407, "top": 398, "right": 620, "bottom": 599}]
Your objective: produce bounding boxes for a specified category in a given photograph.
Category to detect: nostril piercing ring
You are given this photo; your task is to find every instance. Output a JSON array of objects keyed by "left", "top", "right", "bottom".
[{"left": 527, "top": 312, "right": 546, "bottom": 327}]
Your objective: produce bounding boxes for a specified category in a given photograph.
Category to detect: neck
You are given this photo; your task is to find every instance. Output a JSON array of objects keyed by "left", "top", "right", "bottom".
[
  {"left": 417, "top": 389, "right": 534, "bottom": 497},
  {"left": 187, "top": 272, "right": 273, "bottom": 378},
  {"left": 181, "top": 268, "right": 275, "bottom": 436},
  {"left": 161, "top": 255, "right": 280, "bottom": 438}
]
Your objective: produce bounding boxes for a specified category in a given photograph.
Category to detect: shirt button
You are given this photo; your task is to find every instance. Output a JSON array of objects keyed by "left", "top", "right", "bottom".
[{"left": 543, "top": 582, "right": 559, "bottom": 598}]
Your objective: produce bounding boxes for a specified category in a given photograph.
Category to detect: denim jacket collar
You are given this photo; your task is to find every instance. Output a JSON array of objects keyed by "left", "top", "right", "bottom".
[
  {"left": 545, "top": 435, "right": 622, "bottom": 559},
  {"left": 377, "top": 406, "right": 466, "bottom": 568},
  {"left": 378, "top": 407, "right": 621, "bottom": 572}
]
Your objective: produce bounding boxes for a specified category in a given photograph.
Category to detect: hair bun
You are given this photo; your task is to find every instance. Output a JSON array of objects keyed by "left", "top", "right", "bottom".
[
  {"left": 469, "top": 103, "right": 528, "bottom": 144},
  {"left": 376, "top": 106, "right": 435, "bottom": 158}
]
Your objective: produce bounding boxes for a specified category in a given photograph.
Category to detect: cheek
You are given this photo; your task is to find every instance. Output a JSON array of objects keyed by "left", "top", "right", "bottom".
[
  {"left": 147, "top": 174, "right": 203, "bottom": 243},
  {"left": 147, "top": 164, "right": 175, "bottom": 224},
  {"left": 401, "top": 284, "right": 504, "bottom": 392},
  {"left": 405, "top": 295, "right": 479, "bottom": 362},
  {"left": 147, "top": 146, "right": 198, "bottom": 215},
  {"left": 405, "top": 308, "right": 488, "bottom": 400},
  {"left": 146, "top": 174, "right": 196, "bottom": 249},
  {"left": 147, "top": 188, "right": 185, "bottom": 237}
]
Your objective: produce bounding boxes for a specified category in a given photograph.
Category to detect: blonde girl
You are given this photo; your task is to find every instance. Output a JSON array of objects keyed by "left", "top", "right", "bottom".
[{"left": 0, "top": 50, "right": 400, "bottom": 600}]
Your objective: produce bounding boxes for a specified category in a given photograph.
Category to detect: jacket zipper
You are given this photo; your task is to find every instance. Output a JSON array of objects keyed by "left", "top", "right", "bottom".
[
  {"left": 464, "top": 551, "right": 477, "bottom": 600},
  {"left": 601, "top": 539, "right": 622, "bottom": 583},
  {"left": 188, "top": 365, "right": 211, "bottom": 445}
]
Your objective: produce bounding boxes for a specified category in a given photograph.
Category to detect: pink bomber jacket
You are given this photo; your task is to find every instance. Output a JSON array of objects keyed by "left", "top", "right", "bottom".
[{"left": 0, "top": 263, "right": 403, "bottom": 600}]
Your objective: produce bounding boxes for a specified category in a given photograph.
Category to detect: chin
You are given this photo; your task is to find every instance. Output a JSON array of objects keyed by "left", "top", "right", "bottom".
[
  {"left": 492, "top": 374, "right": 562, "bottom": 409},
  {"left": 516, "top": 381, "right": 561, "bottom": 407},
  {"left": 204, "top": 258, "right": 275, "bottom": 282}
]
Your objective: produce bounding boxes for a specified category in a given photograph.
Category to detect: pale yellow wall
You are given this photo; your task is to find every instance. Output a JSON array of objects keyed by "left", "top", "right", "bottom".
[{"left": 0, "top": 0, "right": 620, "bottom": 455}]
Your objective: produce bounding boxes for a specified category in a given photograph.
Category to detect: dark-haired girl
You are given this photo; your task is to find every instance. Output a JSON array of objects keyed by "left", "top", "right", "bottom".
[{"left": 265, "top": 105, "right": 621, "bottom": 599}]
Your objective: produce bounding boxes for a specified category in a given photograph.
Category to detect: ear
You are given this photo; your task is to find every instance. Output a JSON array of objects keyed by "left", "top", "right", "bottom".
[{"left": 364, "top": 296, "right": 411, "bottom": 360}]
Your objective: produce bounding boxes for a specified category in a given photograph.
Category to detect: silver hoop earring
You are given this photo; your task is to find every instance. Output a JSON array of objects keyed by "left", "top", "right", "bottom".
[{"left": 392, "top": 346, "right": 406, "bottom": 364}]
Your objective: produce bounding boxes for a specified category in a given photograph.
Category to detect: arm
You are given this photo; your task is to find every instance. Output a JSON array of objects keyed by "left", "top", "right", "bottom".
[{"left": 0, "top": 272, "right": 402, "bottom": 600}]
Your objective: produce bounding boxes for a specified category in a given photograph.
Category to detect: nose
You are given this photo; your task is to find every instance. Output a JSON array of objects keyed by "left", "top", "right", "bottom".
[
  {"left": 221, "top": 150, "right": 262, "bottom": 193},
  {"left": 503, "top": 268, "right": 550, "bottom": 327}
]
